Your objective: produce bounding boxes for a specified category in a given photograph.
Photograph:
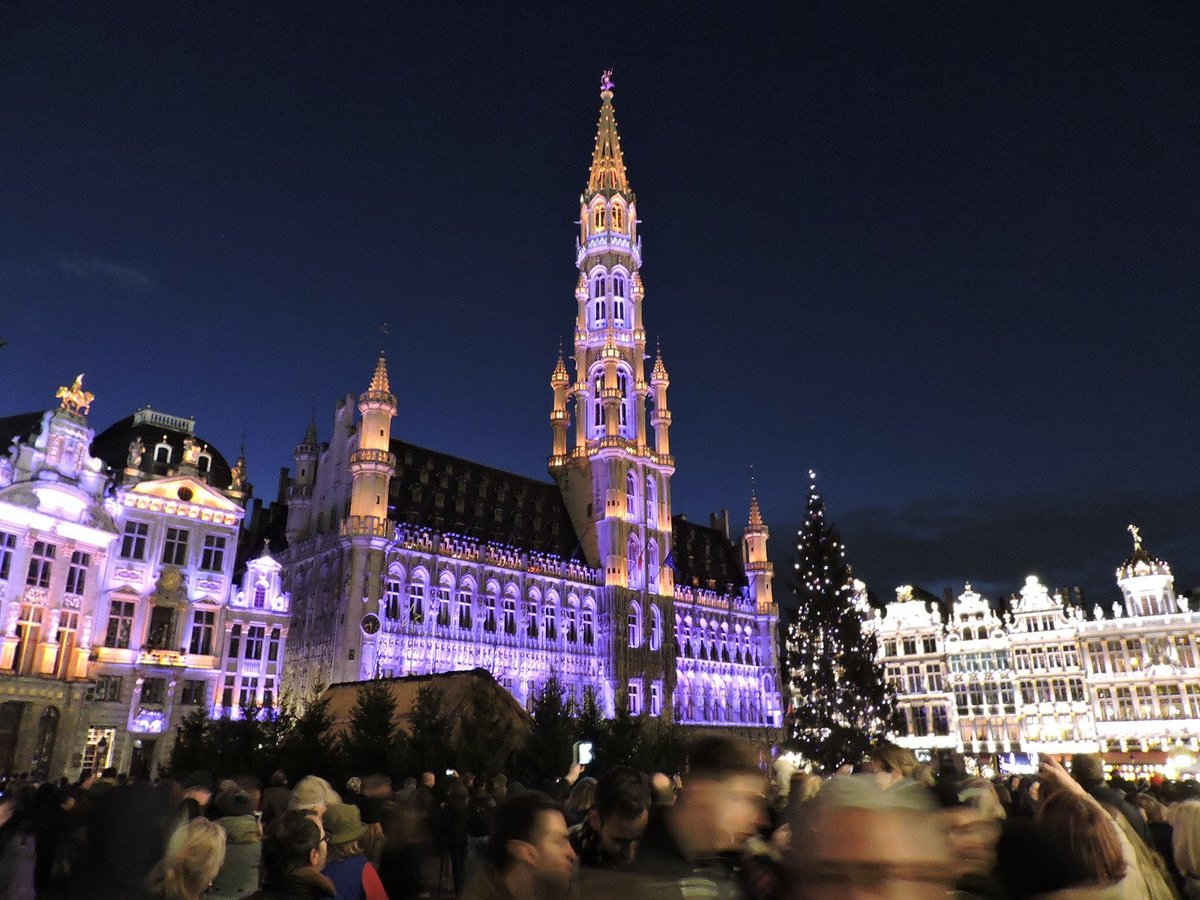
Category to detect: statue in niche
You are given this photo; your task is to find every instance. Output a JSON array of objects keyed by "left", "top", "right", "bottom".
[
  {"left": 181, "top": 436, "right": 201, "bottom": 467},
  {"left": 127, "top": 437, "right": 145, "bottom": 469},
  {"left": 230, "top": 456, "right": 246, "bottom": 490}
]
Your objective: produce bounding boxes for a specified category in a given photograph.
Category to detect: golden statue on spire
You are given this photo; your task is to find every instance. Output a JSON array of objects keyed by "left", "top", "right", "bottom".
[
  {"left": 55, "top": 374, "right": 94, "bottom": 415},
  {"left": 1128, "top": 523, "right": 1142, "bottom": 550}
]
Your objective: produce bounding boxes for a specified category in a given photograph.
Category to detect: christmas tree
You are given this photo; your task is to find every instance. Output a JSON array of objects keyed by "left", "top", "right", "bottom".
[{"left": 786, "top": 471, "right": 893, "bottom": 770}]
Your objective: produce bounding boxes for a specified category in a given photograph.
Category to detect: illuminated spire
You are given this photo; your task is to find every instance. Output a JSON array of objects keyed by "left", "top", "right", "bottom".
[
  {"left": 369, "top": 351, "right": 391, "bottom": 394},
  {"left": 587, "top": 69, "right": 630, "bottom": 196},
  {"left": 650, "top": 342, "right": 668, "bottom": 383},
  {"left": 748, "top": 489, "right": 763, "bottom": 529},
  {"left": 551, "top": 345, "right": 570, "bottom": 386}
]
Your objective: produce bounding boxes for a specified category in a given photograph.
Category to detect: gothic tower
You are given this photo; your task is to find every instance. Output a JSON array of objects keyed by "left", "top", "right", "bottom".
[
  {"left": 338, "top": 352, "right": 397, "bottom": 681},
  {"left": 550, "top": 73, "right": 675, "bottom": 717}
]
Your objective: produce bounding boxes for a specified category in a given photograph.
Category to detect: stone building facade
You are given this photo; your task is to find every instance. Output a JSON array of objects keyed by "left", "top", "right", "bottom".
[{"left": 278, "top": 76, "right": 783, "bottom": 736}]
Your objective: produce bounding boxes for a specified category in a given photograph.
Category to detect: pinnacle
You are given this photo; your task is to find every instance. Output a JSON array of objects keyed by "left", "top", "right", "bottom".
[
  {"left": 302, "top": 418, "right": 318, "bottom": 446},
  {"left": 587, "top": 71, "right": 630, "bottom": 196},
  {"left": 748, "top": 491, "right": 763, "bottom": 529},
  {"left": 370, "top": 352, "right": 391, "bottom": 394},
  {"left": 651, "top": 348, "right": 669, "bottom": 383}
]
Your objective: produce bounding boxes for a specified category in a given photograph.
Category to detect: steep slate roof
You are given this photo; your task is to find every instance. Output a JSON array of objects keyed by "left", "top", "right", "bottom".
[
  {"left": 387, "top": 439, "right": 584, "bottom": 561},
  {"left": 0, "top": 411, "right": 45, "bottom": 452},
  {"left": 671, "top": 515, "right": 748, "bottom": 591},
  {"left": 322, "top": 668, "right": 531, "bottom": 738},
  {"left": 91, "top": 414, "right": 235, "bottom": 489}
]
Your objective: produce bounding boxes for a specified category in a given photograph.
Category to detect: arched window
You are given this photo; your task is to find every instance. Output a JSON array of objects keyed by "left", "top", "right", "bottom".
[
  {"left": 582, "top": 602, "right": 595, "bottom": 645},
  {"left": 645, "top": 477, "right": 656, "bottom": 527},
  {"left": 565, "top": 597, "right": 579, "bottom": 643},
  {"left": 617, "top": 371, "right": 629, "bottom": 427},
  {"left": 646, "top": 539, "right": 659, "bottom": 592},
  {"left": 197, "top": 453, "right": 211, "bottom": 475},
  {"left": 626, "top": 470, "right": 637, "bottom": 517},
  {"left": 592, "top": 370, "right": 604, "bottom": 432},
  {"left": 628, "top": 602, "right": 642, "bottom": 648},
  {"left": 503, "top": 589, "right": 517, "bottom": 635},
  {"left": 384, "top": 577, "right": 402, "bottom": 620},
  {"left": 457, "top": 579, "right": 474, "bottom": 630},
  {"left": 154, "top": 443, "right": 171, "bottom": 464},
  {"left": 436, "top": 575, "right": 453, "bottom": 627},
  {"left": 627, "top": 534, "right": 642, "bottom": 590},
  {"left": 593, "top": 205, "right": 605, "bottom": 230},
  {"left": 612, "top": 274, "right": 626, "bottom": 323},
  {"left": 526, "top": 593, "right": 539, "bottom": 639},
  {"left": 543, "top": 597, "right": 557, "bottom": 640},
  {"left": 483, "top": 584, "right": 498, "bottom": 633},
  {"left": 612, "top": 204, "right": 624, "bottom": 230},
  {"left": 408, "top": 574, "right": 426, "bottom": 625},
  {"left": 650, "top": 605, "right": 662, "bottom": 651},
  {"left": 592, "top": 275, "right": 606, "bottom": 324}
]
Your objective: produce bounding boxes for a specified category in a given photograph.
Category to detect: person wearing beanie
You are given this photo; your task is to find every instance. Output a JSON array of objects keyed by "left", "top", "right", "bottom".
[
  {"left": 207, "top": 790, "right": 263, "bottom": 900},
  {"left": 320, "top": 803, "right": 388, "bottom": 900}
]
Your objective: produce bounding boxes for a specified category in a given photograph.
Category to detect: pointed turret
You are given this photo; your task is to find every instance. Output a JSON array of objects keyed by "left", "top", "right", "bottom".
[
  {"left": 550, "top": 346, "right": 571, "bottom": 462},
  {"left": 588, "top": 70, "right": 630, "bottom": 196},
  {"left": 748, "top": 491, "right": 763, "bottom": 529},
  {"left": 286, "top": 418, "right": 320, "bottom": 542},
  {"left": 345, "top": 351, "right": 397, "bottom": 534},
  {"left": 369, "top": 351, "right": 391, "bottom": 395},
  {"left": 301, "top": 418, "right": 318, "bottom": 448}
]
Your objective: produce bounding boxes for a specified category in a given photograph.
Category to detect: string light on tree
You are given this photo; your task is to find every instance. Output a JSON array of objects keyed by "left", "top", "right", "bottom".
[{"left": 784, "top": 470, "right": 894, "bottom": 770}]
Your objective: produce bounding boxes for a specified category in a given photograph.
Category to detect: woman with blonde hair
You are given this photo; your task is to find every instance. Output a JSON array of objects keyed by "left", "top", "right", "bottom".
[{"left": 145, "top": 817, "right": 227, "bottom": 900}]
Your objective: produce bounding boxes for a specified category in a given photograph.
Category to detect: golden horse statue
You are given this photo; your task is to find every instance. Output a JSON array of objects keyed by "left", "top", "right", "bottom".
[{"left": 55, "top": 374, "right": 95, "bottom": 415}]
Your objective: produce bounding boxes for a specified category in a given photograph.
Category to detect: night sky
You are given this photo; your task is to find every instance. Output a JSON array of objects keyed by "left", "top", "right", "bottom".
[{"left": 2, "top": 3, "right": 1198, "bottom": 608}]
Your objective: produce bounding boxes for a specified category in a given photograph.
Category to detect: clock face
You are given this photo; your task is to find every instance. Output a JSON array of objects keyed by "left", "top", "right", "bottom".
[{"left": 361, "top": 613, "right": 381, "bottom": 635}]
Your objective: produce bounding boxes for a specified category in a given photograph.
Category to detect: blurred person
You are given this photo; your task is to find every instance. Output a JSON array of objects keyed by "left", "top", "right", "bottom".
[
  {"left": 629, "top": 735, "right": 766, "bottom": 898},
  {"left": 564, "top": 776, "right": 597, "bottom": 827},
  {"left": 1070, "top": 753, "right": 1153, "bottom": 846},
  {"left": 861, "top": 741, "right": 921, "bottom": 791},
  {"left": 357, "top": 774, "right": 396, "bottom": 862},
  {"left": 491, "top": 774, "right": 508, "bottom": 803},
  {"left": 262, "top": 771, "right": 292, "bottom": 824},
  {"left": 144, "top": 817, "right": 227, "bottom": 900},
  {"left": 570, "top": 766, "right": 651, "bottom": 869},
  {"left": 788, "top": 774, "right": 964, "bottom": 900},
  {"left": 649, "top": 772, "right": 675, "bottom": 808},
  {"left": 207, "top": 789, "right": 263, "bottom": 900},
  {"left": 1172, "top": 800, "right": 1200, "bottom": 897},
  {"left": 464, "top": 781, "right": 495, "bottom": 886},
  {"left": 460, "top": 791, "right": 575, "bottom": 900},
  {"left": 320, "top": 803, "right": 388, "bottom": 899},
  {"left": 1135, "top": 794, "right": 1181, "bottom": 890},
  {"left": 443, "top": 780, "right": 471, "bottom": 893},
  {"left": 1037, "top": 790, "right": 1137, "bottom": 898},
  {"left": 244, "top": 809, "right": 334, "bottom": 899},
  {"left": 958, "top": 777, "right": 1007, "bottom": 821},
  {"left": 289, "top": 775, "right": 341, "bottom": 818}
]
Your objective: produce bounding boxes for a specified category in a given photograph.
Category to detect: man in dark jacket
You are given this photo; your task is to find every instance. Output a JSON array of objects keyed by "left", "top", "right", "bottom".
[
  {"left": 244, "top": 810, "right": 335, "bottom": 899},
  {"left": 461, "top": 792, "right": 576, "bottom": 900},
  {"left": 621, "top": 736, "right": 767, "bottom": 900},
  {"left": 569, "top": 766, "right": 651, "bottom": 869}
]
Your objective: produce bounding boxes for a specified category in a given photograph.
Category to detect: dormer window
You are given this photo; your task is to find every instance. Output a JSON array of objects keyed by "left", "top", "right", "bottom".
[
  {"left": 154, "top": 443, "right": 171, "bottom": 465},
  {"left": 253, "top": 584, "right": 267, "bottom": 609},
  {"left": 197, "top": 453, "right": 211, "bottom": 475}
]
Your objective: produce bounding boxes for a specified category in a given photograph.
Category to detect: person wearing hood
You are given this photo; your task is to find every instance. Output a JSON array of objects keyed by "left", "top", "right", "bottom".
[{"left": 206, "top": 789, "right": 262, "bottom": 900}]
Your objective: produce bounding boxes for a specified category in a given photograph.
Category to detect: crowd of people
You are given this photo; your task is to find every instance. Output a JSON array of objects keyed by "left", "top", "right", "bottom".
[{"left": 1, "top": 735, "right": 1200, "bottom": 898}]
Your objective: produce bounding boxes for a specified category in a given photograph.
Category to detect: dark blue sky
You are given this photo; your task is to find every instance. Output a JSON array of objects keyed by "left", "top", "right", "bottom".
[{"left": 2, "top": 2, "right": 1198, "bottom": 605}]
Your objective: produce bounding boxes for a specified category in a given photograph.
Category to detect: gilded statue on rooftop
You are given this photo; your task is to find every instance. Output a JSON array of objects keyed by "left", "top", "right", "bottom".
[{"left": 55, "top": 374, "right": 94, "bottom": 415}]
